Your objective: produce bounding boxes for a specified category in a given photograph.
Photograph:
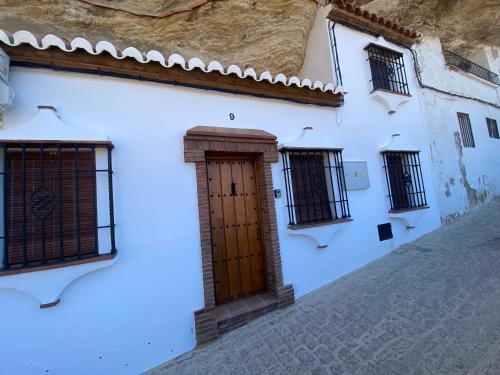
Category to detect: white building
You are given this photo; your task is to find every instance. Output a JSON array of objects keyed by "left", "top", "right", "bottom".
[
  {"left": 413, "top": 37, "right": 500, "bottom": 223},
  {"left": 0, "top": 1, "right": 497, "bottom": 374}
]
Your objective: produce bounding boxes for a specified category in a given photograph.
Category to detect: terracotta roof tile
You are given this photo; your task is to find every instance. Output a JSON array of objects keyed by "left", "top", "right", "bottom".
[
  {"left": 0, "top": 29, "right": 345, "bottom": 95},
  {"left": 329, "top": 0, "right": 419, "bottom": 46}
]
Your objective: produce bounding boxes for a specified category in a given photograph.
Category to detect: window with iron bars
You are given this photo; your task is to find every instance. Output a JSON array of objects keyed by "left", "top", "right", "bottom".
[
  {"left": 457, "top": 113, "right": 475, "bottom": 148},
  {"left": 382, "top": 151, "right": 428, "bottom": 212},
  {"left": 486, "top": 118, "right": 499, "bottom": 139},
  {"left": 0, "top": 142, "right": 116, "bottom": 271},
  {"left": 365, "top": 44, "right": 410, "bottom": 96},
  {"left": 281, "top": 149, "right": 350, "bottom": 226}
]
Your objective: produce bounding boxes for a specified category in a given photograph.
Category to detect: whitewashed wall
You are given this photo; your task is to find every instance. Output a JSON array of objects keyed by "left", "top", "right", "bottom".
[
  {"left": 298, "top": 4, "right": 335, "bottom": 85},
  {"left": 414, "top": 37, "right": 500, "bottom": 222},
  {"left": 0, "top": 22, "right": 442, "bottom": 375}
]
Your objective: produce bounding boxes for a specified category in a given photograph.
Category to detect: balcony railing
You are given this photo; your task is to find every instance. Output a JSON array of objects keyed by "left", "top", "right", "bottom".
[{"left": 443, "top": 50, "right": 499, "bottom": 85}]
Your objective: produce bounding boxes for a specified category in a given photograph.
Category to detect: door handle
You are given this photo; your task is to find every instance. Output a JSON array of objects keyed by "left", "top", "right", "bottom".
[{"left": 231, "top": 182, "right": 237, "bottom": 196}]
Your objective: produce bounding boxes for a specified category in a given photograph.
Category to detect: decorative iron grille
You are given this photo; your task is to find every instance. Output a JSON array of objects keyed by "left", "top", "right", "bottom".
[
  {"left": 486, "top": 118, "right": 499, "bottom": 139},
  {"left": 382, "top": 151, "right": 427, "bottom": 212},
  {"left": 457, "top": 113, "right": 475, "bottom": 148},
  {"left": 444, "top": 50, "right": 499, "bottom": 85},
  {"left": 365, "top": 44, "right": 410, "bottom": 95},
  {"left": 0, "top": 142, "right": 116, "bottom": 270},
  {"left": 281, "top": 149, "right": 350, "bottom": 226}
]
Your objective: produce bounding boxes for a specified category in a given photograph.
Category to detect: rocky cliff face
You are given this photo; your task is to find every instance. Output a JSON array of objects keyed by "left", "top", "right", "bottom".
[
  {"left": 0, "top": 0, "right": 318, "bottom": 75},
  {"left": 0, "top": 0, "right": 498, "bottom": 76},
  {"left": 356, "top": 0, "right": 500, "bottom": 59}
]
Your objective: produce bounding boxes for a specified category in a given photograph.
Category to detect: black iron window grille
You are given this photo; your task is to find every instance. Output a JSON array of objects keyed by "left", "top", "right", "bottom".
[
  {"left": 486, "top": 118, "right": 499, "bottom": 139},
  {"left": 281, "top": 149, "right": 350, "bottom": 226},
  {"left": 443, "top": 50, "right": 499, "bottom": 86},
  {"left": 0, "top": 142, "right": 116, "bottom": 271},
  {"left": 457, "top": 113, "right": 475, "bottom": 148},
  {"left": 382, "top": 151, "right": 427, "bottom": 212},
  {"left": 365, "top": 44, "right": 410, "bottom": 96}
]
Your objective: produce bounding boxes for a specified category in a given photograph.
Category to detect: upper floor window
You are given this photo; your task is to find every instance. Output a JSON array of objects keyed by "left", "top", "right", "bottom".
[
  {"left": 365, "top": 44, "right": 410, "bottom": 96},
  {"left": 486, "top": 118, "right": 499, "bottom": 139},
  {"left": 382, "top": 151, "right": 427, "bottom": 212},
  {"left": 281, "top": 149, "right": 350, "bottom": 226},
  {"left": 0, "top": 142, "right": 116, "bottom": 272},
  {"left": 457, "top": 113, "right": 475, "bottom": 148}
]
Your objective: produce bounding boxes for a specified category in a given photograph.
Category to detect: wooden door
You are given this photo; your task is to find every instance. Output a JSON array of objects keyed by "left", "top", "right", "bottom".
[{"left": 207, "top": 158, "right": 265, "bottom": 305}]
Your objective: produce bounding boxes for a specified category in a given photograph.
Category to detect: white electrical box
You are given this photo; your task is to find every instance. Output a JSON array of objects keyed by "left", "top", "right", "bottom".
[{"left": 343, "top": 161, "right": 370, "bottom": 190}]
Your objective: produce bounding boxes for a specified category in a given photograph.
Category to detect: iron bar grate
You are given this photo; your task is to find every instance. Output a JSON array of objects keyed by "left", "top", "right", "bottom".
[
  {"left": 366, "top": 44, "right": 410, "bottom": 96},
  {"left": 457, "top": 113, "right": 475, "bottom": 148},
  {"left": 486, "top": 118, "right": 499, "bottom": 139},
  {"left": 382, "top": 151, "right": 427, "bottom": 212},
  {"left": 0, "top": 142, "right": 116, "bottom": 271},
  {"left": 282, "top": 149, "right": 350, "bottom": 225},
  {"left": 444, "top": 50, "right": 499, "bottom": 85}
]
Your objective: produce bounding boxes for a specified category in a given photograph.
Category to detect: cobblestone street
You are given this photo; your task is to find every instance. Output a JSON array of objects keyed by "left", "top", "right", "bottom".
[{"left": 148, "top": 199, "right": 500, "bottom": 375}]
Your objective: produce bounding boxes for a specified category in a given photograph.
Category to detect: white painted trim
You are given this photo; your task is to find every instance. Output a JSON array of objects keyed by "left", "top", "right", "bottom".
[{"left": 0, "top": 28, "right": 339, "bottom": 94}]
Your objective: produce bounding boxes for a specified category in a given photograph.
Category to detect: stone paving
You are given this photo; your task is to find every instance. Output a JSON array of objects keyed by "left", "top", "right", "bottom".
[{"left": 147, "top": 199, "right": 500, "bottom": 375}]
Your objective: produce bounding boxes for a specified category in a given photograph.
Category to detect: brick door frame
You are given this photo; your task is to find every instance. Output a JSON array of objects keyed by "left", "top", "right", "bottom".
[{"left": 184, "top": 126, "right": 295, "bottom": 344}]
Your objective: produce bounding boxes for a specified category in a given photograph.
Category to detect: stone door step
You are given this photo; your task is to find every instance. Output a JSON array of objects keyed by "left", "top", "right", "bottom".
[{"left": 215, "top": 293, "right": 279, "bottom": 334}]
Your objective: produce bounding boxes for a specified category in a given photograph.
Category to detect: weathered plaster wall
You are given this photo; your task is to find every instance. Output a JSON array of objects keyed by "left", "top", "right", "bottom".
[
  {"left": 414, "top": 37, "right": 500, "bottom": 105},
  {"left": 422, "top": 92, "right": 500, "bottom": 223},
  {"left": 414, "top": 37, "right": 500, "bottom": 222}
]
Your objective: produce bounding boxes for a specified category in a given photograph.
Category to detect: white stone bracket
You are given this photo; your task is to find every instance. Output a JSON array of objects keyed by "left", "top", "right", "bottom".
[
  {"left": 286, "top": 220, "right": 352, "bottom": 249},
  {"left": 0, "top": 257, "right": 116, "bottom": 308},
  {"left": 388, "top": 208, "right": 429, "bottom": 229},
  {"left": 370, "top": 90, "right": 410, "bottom": 115}
]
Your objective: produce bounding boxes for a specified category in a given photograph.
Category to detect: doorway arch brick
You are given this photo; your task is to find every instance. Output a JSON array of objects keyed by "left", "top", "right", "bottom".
[{"left": 184, "top": 126, "right": 295, "bottom": 344}]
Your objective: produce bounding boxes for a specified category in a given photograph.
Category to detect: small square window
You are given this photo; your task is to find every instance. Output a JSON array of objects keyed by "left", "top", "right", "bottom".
[
  {"left": 457, "top": 113, "right": 475, "bottom": 148},
  {"left": 365, "top": 44, "right": 410, "bottom": 96},
  {"left": 486, "top": 118, "right": 499, "bottom": 139}
]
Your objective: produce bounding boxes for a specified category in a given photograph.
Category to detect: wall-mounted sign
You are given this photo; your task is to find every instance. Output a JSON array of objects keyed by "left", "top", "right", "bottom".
[{"left": 0, "top": 47, "right": 9, "bottom": 84}]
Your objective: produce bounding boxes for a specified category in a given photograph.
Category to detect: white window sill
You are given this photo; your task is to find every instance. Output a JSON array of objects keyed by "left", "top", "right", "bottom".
[{"left": 287, "top": 217, "right": 353, "bottom": 230}]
